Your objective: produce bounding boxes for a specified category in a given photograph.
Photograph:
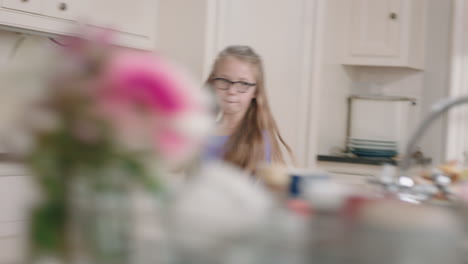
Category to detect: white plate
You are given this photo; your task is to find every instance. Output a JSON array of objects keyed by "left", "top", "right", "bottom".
[
  {"left": 348, "top": 142, "right": 397, "bottom": 148},
  {"left": 348, "top": 141, "right": 397, "bottom": 147},
  {"left": 348, "top": 148, "right": 397, "bottom": 152},
  {"left": 348, "top": 137, "right": 397, "bottom": 144},
  {"left": 348, "top": 144, "right": 398, "bottom": 151}
]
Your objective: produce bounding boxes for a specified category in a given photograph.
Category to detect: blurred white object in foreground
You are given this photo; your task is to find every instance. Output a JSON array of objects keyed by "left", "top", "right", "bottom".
[{"left": 168, "top": 162, "right": 272, "bottom": 263}]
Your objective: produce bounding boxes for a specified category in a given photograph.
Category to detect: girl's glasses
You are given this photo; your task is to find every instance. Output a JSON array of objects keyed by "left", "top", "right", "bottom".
[{"left": 211, "top": 77, "right": 256, "bottom": 93}]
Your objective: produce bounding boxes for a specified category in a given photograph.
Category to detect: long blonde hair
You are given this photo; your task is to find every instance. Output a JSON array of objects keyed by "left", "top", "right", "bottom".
[{"left": 206, "top": 45, "right": 294, "bottom": 171}]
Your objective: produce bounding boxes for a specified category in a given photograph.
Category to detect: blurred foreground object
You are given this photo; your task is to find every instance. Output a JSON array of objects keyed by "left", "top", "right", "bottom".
[
  {"left": 1, "top": 31, "right": 213, "bottom": 263},
  {"left": 348, "top": 200, "right": 464, "bottom": 264},
  {"left": 168, "top": 162, "right": 272, "bottom": 264},
  {"left": 256, "top": 162, "right": 289, "bottom": 194}
]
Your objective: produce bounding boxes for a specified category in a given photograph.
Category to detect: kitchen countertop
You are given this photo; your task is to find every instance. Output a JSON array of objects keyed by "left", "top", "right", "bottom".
[{"left": 317, "top": 155, "right": 398, "bottom": 165}]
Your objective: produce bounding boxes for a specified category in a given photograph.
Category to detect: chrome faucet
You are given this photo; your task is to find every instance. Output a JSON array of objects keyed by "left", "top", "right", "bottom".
[
  {"left": 377, "top": 96, "right": 468, "bottom": 201},
  {"left": 400, "top": 96, "right": 468, "bottom": 172}
]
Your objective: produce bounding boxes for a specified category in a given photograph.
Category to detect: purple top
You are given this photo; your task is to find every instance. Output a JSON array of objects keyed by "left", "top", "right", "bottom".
[{"left": 202, "top": 133, "right": 272, "bottom": 162}]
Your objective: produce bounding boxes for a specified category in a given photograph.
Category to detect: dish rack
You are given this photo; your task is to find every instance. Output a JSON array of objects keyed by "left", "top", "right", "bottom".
[{"left": 345, "top": 95, "right": 417, "bottom": 157}]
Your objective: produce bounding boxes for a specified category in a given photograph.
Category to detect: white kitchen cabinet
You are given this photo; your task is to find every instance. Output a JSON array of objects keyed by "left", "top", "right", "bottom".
[
  {"left": 80, "top": 0, "right": 157, "bottom": 50},
  {"left": 2, "top": 0, "right": 42, "bottom": 14},
  {"left": 342, "top": 0, "right": 427, "bottom": 69},
  {"left": 41, "top": 0, "right": 76, "bottom": 21},
  {"left": 0, "top": 0, "right": 157, "bottom": 50},
  {"left": 0, "top": 236, "right": 25, "bottom": 264},
  {"left": 0, "top": 164, "right": 34, "bottom": 264}
]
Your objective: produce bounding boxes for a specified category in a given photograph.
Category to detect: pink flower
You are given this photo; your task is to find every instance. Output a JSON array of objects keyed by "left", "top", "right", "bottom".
[
  {"left": 99, "top": 52, "right": 193, "bottom": 116},
  {"left": 95, "top": 51, "right": 211, "bottom": 162},
  {"left": 156, "top": 127, "right": 190, "bottom": 158}
]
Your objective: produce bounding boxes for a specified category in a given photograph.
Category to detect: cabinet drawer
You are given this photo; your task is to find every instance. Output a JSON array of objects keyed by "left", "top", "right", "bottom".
[
  {"left": 0, "top": 175, "right": 36, "bottom": 222},
  {"left": 0, "top": 236, "right": 26, "bottom": 264},
  {"left": 42, "top": 0, "right": 77, "bottom": 21},
  {"left": 0, "top": 163, "right": 28, "bottom": 177},
  {"left": 2, "top": 0, "right": 42, "bottom": 14}
]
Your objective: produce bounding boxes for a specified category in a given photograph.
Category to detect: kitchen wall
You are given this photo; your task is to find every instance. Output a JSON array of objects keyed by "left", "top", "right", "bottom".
[
  {"left": 0, "top": 30, "right": 52, "bottom": 68},
  {"left": 156, "top": 0, "right": 212, "bottom": 84},
  {"left": 211, "top": 0, "right": 318, "bottom": 167},
  {"left": 0, "top": 31, "right": 25, "bottom": 65},
  {"left": 315, "top": 0, "right": 353, "bottom": 157},
  {"left": 317, "top": 0, "right": 453, "bottom": 164},
  {"left": 419, "top": 0, "right": 452, "bottom": 164},
  {"left": 446, "top": 0, "right": 468, "bottom": 162},
  {"left": 0, "top": 31, "right": 54, "bottom": 154},
  {"left": 0, "top": 30, "right": 25, "bottom": 153}
]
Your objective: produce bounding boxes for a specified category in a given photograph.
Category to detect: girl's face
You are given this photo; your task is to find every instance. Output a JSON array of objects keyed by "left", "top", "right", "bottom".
[{"left": 212, "top": 56, "right": 257, "bottom": 116}]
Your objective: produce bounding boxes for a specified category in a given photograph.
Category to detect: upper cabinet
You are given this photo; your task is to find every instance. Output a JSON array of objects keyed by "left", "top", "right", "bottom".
[
  {"left": 342, "top": 0, "right": 427, "bottom": 70},
  {"left": 2, "top": 0, "right": 43, "bottom": 14},
  {"left": 0, "top": 0, "right": 157, "bottom": 50},
  {"left": 80, "top": 0, "right": 156, "bottom": 49}
]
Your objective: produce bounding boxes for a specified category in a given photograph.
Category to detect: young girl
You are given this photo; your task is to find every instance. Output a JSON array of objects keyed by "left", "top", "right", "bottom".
[{"left": 204, "top": 45, "right": 294, "bottom": 172}]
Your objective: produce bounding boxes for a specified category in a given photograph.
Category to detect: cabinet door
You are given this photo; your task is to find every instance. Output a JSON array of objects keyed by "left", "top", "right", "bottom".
[
  {"left": 0, "top": 0, "right": 156, "bottom": 50},
  {"left": 80, "top": 0, "right": 156, "bottom": 49},
  {"left": 0, "top": 174, "right": 33, "bottom": 264},
  {"left": 0, "top": 175, "right": 35, "bottom": 223},
  {"left": 2, "top": 0, "right": 42, "bottom": 14},
  {"left": 0, "top": 236, "right": 25, "bottom": 264},
  {"left": 348, "top": 0, "right": 402, "bottom": 57}
]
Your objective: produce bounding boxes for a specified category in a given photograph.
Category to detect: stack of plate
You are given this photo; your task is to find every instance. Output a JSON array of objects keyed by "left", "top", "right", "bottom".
[{"left": 347, "top": 138, "right": 398, "bottom": 158}]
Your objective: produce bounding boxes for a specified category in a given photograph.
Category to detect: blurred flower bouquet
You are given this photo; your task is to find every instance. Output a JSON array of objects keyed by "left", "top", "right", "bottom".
[{"left": 6, "top": 33, "right": 212, "bottom": 263}]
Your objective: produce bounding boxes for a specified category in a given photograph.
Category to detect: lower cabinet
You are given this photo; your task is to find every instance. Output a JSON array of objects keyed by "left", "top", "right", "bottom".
[{"left": 0, "top": 163, "right": 34, "bottom": 264}]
